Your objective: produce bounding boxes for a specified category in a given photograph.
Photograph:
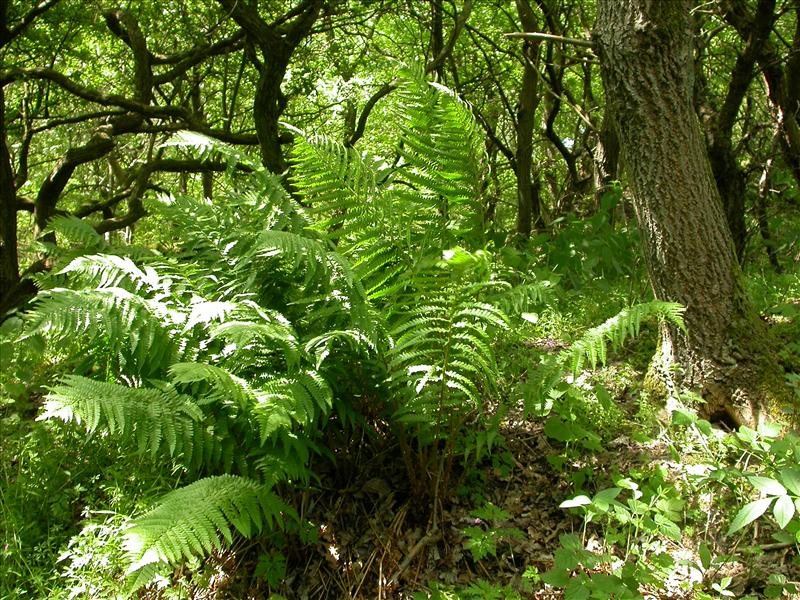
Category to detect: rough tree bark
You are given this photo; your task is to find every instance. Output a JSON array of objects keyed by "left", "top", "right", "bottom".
[
  {"left": 595, "top": 0, "right": 789, "bottom": 425},
  {"left": 515, "top": 0, "right": 544, "bottom": 237},
  {"left": 216, "top": 0, "right": 323, "bottom": 174}
]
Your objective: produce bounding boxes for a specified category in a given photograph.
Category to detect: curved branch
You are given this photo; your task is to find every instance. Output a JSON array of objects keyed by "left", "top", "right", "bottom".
[
  {"left": 0, "top": 0, "right": 61, "bottom": 48},
  {"left": 425, "top": 0, "right": 473, "bottom": 76},
  {"left": 103, "top": 10, "right": 153, "bottom": 102},
  {"left": 153, "top": 31, "right": 245, "bottom": 86},
  {"left": 0, "top": 68, "right": 188, "bottom": 120},
  {"left": 346, "top": 82, "right": 397, "bottom": 147}
]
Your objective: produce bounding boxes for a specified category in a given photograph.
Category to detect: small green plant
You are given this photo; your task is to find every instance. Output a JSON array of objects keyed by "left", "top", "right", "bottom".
[
  {"left": 413, "top": 580, "right": 524, "bottom": 600},
  {"left": 254, "top": 550, "right": 287, "bottom": 588},
  {"left": 722, "top": 424, "right": 800, "bottom": 542},
  {"left": 560, "top": 468, "right": 683, "bottom": 559},
  {"left": 541, "top": 533, "right": 643, "bottom": 599},
  {"left": 764, "top": 573, "right": 799, "bottom": 598},
  {"left": 461, "top": 502, "right": 523, "bottom": 562}
]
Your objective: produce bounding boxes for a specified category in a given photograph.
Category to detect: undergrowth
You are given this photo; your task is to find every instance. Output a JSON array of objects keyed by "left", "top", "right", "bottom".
[{"left": 1, "top": 70, "right": 798, "bottom": 599}]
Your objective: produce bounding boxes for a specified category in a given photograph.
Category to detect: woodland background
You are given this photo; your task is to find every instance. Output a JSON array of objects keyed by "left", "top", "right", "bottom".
[{"left": 1, "top": 0, "right": 800, "bottom": 598}]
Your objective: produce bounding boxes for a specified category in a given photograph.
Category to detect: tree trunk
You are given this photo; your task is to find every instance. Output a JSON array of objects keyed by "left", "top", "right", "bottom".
[
  {"left": 704, "top": 0, "right": 777, "bottom": 262},
  {"left": 253, "top": 62, "right": 289, "bottom": 174},
  {"left": 593, "top": 111, "right": 620, "bottom": 207},
  {"left": 515, "top": 0, "right": 544, "bottom": 237},
  {"left": 0, "top": 85, "right": 21, "bottom": 314},
  {"left": 215, "top": 0, "right": 323, "bottom": 174},
  {"left": 595, "top": 0, "right": 788, "bottom": 426},
  {"left": 430, "top": 0, "right": 445, "bottom": 81}
]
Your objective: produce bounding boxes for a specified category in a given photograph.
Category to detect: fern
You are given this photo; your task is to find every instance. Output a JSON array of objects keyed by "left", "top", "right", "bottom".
[
  {"left": 164, "top": 130, "right": 261, "bottom": 173},
  {"left": 24, "top": 287, "right": 181, "bottom": 377},
  {"left": 169, "top": 362, "right": 254, "bottom": 410},
  {"left": 45, "top": 215, "right": 108, "bottom": 251},
  {"left": 560, "top": 301, "right": 685, "bottom": 374},
  {"left": 123, "top": 475, "right": 295, "bottom": 578},
  {"left": 41, "top": 376, "right": 204, "bottom": 459},
  {"left": 57, "top": 254, "right": 166, "bottom": 294},
  {"left": 389, "top": 299, "right": 507, "bottom": 427},
  {"left": 251, "top": 370, "right": 333, "bottom": 442},
  {"left": 524, "top": 301, "right": 686, "bottom": 416},
  {"left": 393, "top": 71, "right": 485, "bottom": 242},
  {"left": 28, "top": 72, "right": 538, "bottom": 591},
  {"left": 290, "top": 133, "right": 381, "bottom": 238}
]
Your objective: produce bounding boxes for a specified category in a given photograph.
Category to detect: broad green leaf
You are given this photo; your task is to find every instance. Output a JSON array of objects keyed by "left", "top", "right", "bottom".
[
  {"left": 560, "top": 495, "right": 591, "bottom": 509},
  {"left": 544, "top": 416, "right": 573, "bottom": 442},
  {"left": 773, "top": 495, "right": 795, "bottom": 529},
  {"left": 614, "top": 477, "right": 639, "bottom": 491},
  {"left": 758, "top": 421, "right": 783, "bottom": 438},
  {"left": 728, "top": 497, "right": 774, "bottom": 535},
  {"left": 780, "top": 468, "right": 800, "bottom": 496},
  {"left": 671, "top": 408, "right": 697, "bottom": 427},
  {"left": 749, "top": 476, "right": 786, "bottom": 496},
  {"left": 698, "top": 542, "right": 712, "bottom": 570},
  {"left": 592, "top": 487, "right": 622, "bottom": 510}
]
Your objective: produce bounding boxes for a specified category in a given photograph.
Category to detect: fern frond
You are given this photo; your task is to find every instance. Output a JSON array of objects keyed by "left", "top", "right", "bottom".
[
  {"left": 24, "top": 287, "right": 180, "bottom": 375},
  {"left": 45, "top": 215, "right": 108, "bottom": 250},
  {"left": 40, "top": 376, "right": 203, "bottom": 459},
  {"left": 303, "top": 329, "right": 375, "bottom": 368},
  {"left": 169, "top": 362, "right": 253, "bottom": 410},
  {"left": 561, "top": 301, "right": 685, "bottom": 374},
  {"left": 523, "top": 301, "right": 685, "bottom": 417},
  {"left": 210, "top": 319, "right": 301, "bottom": 368},
  {"left": 251, "top": 370, "right": 333, "bottom": 442},
  {"left": 124, "top": 475, "right": 295, "bottom": 578},
  {"left": 494, "top": 280, "right": 556, "bottom": 316},
  {"left": 393, "top": 72, "right": 484, "bottom": 238},
  {"left": 388, "top": 299, "right": 508, "bottom": 429},
  {"left": 246, "top": 230, "right": 376, "bottom": 334},
  {"left": 165, "top": 130, "right": 261, "bottom": 172},
  {"left": 291, "top": 133, "right": 380, "bottom": 235},
  {"left": 57, "top": 254, "right": 165, "bottom": 294}
]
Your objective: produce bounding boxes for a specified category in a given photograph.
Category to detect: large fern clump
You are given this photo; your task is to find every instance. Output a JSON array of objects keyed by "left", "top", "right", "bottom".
[
  {"left": 9, "top": 69, "right": 674, "bottom": 592},
  {"left": 19, "top": 155, "right": 368, "bottom": 587},
  {"left": 6, "top": 69, "right": 505, "bottom": 586}
]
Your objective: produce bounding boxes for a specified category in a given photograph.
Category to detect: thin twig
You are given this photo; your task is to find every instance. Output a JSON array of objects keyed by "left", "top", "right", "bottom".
[
  {"left": 760, "top": 542, "right": 796, "bottom": 551},
  {"left": 504, "top": 31, "right": 594, "bottom": 48},
  {"left": 387, "top": 528, "right": 442, "bottom": 587}
]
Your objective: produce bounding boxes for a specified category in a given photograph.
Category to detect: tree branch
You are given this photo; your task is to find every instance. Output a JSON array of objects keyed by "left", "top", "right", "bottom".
[
  {"left": 346, "top": 82, "right": 397, "bottom": 147},
  {"left": 1, "top": 0, "right": 61, "bottom": 48},
  {"left": 425, "top": 0, "right": 473, "bottom": 75},
  {"left": 349, "top": 0, "right": 473, "bottom": 148},
  {"left": 153, "top": 31, "right": 245, "bottom": 86},
  {"left": 0, "top": 67, "right": 189, "bottom": 120},
  {"left": 504, "top": 31, "right": 594, "bottom": 48}
]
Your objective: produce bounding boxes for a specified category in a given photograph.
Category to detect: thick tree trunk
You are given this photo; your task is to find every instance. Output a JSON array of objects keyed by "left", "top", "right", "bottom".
[
  {"left": 215, "top": 0, "right": 322, "bottom": 174},
  {"left": 595, "top": 0, "right": 788, "bottom": 425},
  {"left": 515, "top": 0, "right": 544, "bottom": 237},
  {"left": 0, "top": 86, "right": 20, "bottom": 312},
  {"left": 253, "top": 63, "right": 288, "bottom": 174}
]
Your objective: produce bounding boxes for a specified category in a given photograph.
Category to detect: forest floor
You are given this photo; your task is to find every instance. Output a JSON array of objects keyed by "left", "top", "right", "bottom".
[
  {"left": 190, "top": 365, "right": 800, "bottom": 600},
  {"left": 4, "top": 284, "right": 799, "bottom": 599},
  {"left": 273, "top": 417, "right": 799, "bottom": 599}
]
